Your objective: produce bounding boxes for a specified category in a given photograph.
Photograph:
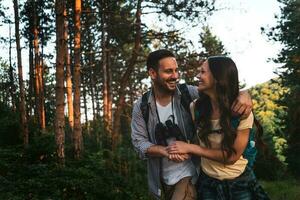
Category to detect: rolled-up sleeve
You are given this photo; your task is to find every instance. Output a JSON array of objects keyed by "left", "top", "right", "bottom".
[{"left": 131, "top": 99, "right": 155, "bottom": 160}]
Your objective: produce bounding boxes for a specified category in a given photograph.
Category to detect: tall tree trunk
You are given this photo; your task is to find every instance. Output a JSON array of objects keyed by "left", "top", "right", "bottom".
[
  {"left": 33, "top": 1, "right": 45, "bottom": 131},
  {"left": 101, "top": 0, "right": 109, "bottom": 135},
  {"left": 90, "top": 65, "right": 96, "bottom": 120},
  {"left": 8, "top": 23, "right": 16, "bottom": 111},
  {"left": 95, "top": 84, "right": 100, "bottom": 118},
  {"left": 82, "top": 77, "right": 89, "bottom": 134},
  {"left": 101, "top": 0, "right": 113, "bottom": 145},
  {"left": 39, "top": 69, "right": 46, "bottom": 130},
  {"left": 73, "top": 0, "right": 83, "bottom": 159},
  {"left": 29, "top": 41, "right": 34, "bottom": 117},
  {"left": 112, "top": 0, "right": 142, "bottom": 149},
  {"left": 65, "top": 8, "right": 74, "bottom": 130},
  {"left": 106, "top": 44, "right": 112, "bottom": 130},
  {"left": 83, "top": 86, "right": 88, "bottom": 125},
  {"left": 87, "top": 26, "right": 96, "bottom": 120},
  {"left": 55, "top": 0, "right": 66, "bottom": 164},
  {"left": 40, "top": 21, "right": 46, "bottom": 130},
  {"left": 13, "top": 0, "right": 29, "bottom": 148}
]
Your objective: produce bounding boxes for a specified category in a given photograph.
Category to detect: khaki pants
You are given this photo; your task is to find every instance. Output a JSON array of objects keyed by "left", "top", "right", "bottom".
[{"left": 161, "top": 176, "right": 196, "bottom": 200}]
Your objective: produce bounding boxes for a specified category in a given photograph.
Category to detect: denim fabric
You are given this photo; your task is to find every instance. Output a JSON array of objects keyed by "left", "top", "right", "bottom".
[{"left": 196, "top": 167, "right": 270, "bottom": 200}]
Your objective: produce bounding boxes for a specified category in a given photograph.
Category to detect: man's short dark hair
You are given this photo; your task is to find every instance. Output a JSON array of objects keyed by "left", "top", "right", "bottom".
[{"left": 146, "top": 49, "right": 175, "bottom": 71}]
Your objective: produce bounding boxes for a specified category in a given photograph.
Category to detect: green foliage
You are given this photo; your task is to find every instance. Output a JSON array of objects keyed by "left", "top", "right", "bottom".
[
  {"left": 249, "top": 79, "right": 290, "bottom": 179},
  {"left": 0, "top": 134, "right": 149, "bottom": 200},
  {"left": 249, "top": 79, "right": 288, "bottom": 164},
  {"left": 0, "top": 103, "right": 21, "bottom": 146},
  {"left": 0, "top": 110, "right": 149, "bottom": 199},
  {"left": 167, "top": 26, "right": 229, "bottom": 86},
  {"left": 42, "top": 66, "right": 56, "bottom": 127},
  {"left": 273, "top": 136, "right": 288, "bottom": 163},
  {"left": 254, "top": 153, "right": 287, "bottom": 181},
  {"left": 25, "top": 133, "right": 56, "bottom": 163},
  {"left": 21, "top": 0, "right": 55, "bottom": 46},
  {"left": 199, "top": 26, "right": 229, "bottom": 57},
  {"left": 0, "top": 59, "right": 16, "bottom": 107},
  {"left": 264, "top": 0, "right": 300, "bottom": 178}
]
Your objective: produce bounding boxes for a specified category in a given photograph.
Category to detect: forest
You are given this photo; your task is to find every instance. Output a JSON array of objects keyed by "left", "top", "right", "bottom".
[{"left": 0, "top": 0, "right": 299, "bottom": 199}]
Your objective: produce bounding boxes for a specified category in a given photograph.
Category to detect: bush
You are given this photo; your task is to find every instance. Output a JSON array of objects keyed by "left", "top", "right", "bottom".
[
  {"left": 254, "top": 154, "right": 287, "bottom": 181},
  {"left": 0, "top": 135, "right": 149, "bottom": 200},
  {"left": 25, "top": 133, "right": 57, "bottom": 163},
  {"left": 0, "top": 103, "right": 22, "bottom": 146}
]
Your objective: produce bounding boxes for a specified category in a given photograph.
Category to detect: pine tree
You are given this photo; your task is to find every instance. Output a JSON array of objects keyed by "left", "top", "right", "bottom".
[
  {"left": 73, "top": 0, "right": 83, "bottom": 158},
  {"left": 13, "top": 0, "right": 29, "bottom": 148},
  {"left": 55, "top": 0, "right": 66, "bottom": 164}
]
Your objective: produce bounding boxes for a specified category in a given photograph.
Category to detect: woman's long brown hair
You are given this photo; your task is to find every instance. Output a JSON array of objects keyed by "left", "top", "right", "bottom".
[{"left": 195, "top": 56, "right": 240, "bottom": 161}]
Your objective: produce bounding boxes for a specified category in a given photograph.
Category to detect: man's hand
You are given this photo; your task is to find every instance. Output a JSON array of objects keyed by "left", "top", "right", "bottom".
[
  {"left": 232, "top": 90, "right": 253, "bottom": 118},
  {"left": 146, "top": 144, "right": 190, "bottom": 162},
  {"left": 146, "top": 145, "right": 169, "bottom": 157},
  {"left": 168, "top": 153, "right": 190, "bottom": 162}
]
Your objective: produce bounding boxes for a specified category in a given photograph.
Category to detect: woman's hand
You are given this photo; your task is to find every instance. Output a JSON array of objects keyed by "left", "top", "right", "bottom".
[{"left": 167, "top": 141, "right": 191, "bottom": 154}]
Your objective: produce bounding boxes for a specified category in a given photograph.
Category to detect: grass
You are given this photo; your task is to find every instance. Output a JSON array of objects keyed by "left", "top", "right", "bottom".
[{"left": 261, "top": 179, "right": 300, "bottom": 200}]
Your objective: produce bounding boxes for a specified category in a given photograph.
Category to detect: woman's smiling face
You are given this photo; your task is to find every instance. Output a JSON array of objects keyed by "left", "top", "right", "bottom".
[{"left": 196, "top": 60, "right": 216, "bottom": 93}]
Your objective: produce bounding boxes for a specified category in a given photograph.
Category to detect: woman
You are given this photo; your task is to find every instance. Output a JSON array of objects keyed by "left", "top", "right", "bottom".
[{"left": 167, "top": 56, "right": 269, "bottom": 200}]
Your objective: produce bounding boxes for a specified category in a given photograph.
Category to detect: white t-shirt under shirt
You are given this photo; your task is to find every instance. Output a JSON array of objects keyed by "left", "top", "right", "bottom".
[{"left": 156, "top": 101, "right": 197, "bottom": 185}]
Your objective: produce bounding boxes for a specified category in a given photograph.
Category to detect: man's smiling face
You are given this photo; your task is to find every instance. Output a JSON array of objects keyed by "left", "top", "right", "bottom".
[{"left": 151, "top": 57, "right": 179, "bottom": 93}]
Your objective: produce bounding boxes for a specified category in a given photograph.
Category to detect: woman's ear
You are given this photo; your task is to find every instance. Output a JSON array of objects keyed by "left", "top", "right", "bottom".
[{"left": 148, "top": 68, "right": 157, "bottom": 80}]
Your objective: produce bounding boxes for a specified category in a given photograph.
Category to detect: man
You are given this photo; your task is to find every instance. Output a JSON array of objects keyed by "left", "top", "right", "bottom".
[{"left": 131, "top": 49, "right": 252, "bottom": 199}]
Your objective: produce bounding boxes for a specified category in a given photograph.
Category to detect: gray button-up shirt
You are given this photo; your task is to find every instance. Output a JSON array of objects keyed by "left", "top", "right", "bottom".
[{"left": 131, "top": 84, "right": 199, "bottom": 199}]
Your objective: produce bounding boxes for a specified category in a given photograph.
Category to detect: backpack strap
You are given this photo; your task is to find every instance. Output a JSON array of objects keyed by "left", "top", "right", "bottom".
[
  {"left": 140, "top": 84, "right": 195, "bottom": 142},
  {"left": 178, "top": 83, "right": 197, "bottom": 141},
  {"left": 231, "top": 116, "right": 240, "bottom": 129},
  {"left": 141, "top": 91, "right": 150, "bottom": 124},
  {"left": 141, "top": 84, "right": 193, "bottom": 124},
  {"left": 178, "top": 83, "right": 193, "bottom": 114},
  {"left": 140, "top": 91, "right": 151, "bottom": 139}
]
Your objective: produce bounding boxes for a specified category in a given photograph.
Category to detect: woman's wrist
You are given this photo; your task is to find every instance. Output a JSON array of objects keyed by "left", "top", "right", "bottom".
[
  {"left": 188, "top": 144, "right": 196, "bottom": 154},
  {"left": 190, "top": 144, "right": 201, "bottom": 155}
]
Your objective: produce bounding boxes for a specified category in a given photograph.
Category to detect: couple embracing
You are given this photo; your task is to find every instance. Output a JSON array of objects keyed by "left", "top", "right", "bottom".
[{"left": 131, "top": 50, "right": 270, "bottom": 200}]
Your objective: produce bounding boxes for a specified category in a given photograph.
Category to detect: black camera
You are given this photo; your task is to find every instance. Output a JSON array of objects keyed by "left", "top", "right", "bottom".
[{"left": 154, "top": 119, "right": 186, "bottom": 146}]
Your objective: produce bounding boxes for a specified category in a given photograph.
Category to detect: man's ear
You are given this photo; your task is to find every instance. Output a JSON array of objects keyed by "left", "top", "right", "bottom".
[{"left": 148, "top": 68, "right": 157, "bottom": 80}]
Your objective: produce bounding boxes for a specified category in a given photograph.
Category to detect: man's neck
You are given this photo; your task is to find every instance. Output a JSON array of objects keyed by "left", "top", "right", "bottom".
[{"left": 153, "top": 86, "right": 173, "bottom": 106}]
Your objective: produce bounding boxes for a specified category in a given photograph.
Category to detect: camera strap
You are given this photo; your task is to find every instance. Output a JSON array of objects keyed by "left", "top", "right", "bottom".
[
  {"left": 141, "top": 83, "right": 196, "bottom": 143},
  {"left": 153, "top": 92, "right": 174, "bottom": 124}
]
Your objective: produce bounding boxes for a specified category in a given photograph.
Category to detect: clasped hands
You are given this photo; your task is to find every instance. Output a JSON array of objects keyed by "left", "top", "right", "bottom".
[{"left": 165, "top": 141, "right": 190, "bottom": 163}]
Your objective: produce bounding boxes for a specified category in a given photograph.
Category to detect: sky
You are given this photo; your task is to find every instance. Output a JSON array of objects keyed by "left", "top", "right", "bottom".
[{"left": 197, "top": 0, "right": 283, "bottom": 88}]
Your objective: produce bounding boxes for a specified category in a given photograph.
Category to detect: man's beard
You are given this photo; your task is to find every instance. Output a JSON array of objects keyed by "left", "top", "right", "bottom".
[{"left": 154, "top": 78, "right": 178, "bottom": 94}]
